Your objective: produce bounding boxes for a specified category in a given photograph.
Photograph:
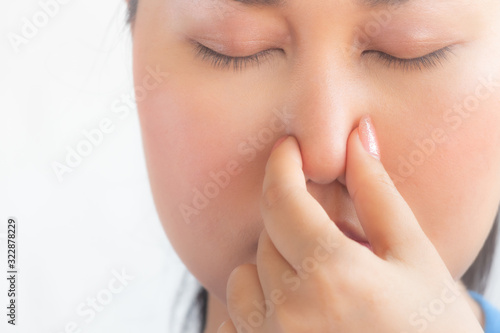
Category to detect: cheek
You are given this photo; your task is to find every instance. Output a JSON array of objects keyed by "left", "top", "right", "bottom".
[
  {"left": 133, "top": 61, "right": 289, "bottom": 299},
  {"left": 382, "top": 69, "right": 500, "bottom": 279}
]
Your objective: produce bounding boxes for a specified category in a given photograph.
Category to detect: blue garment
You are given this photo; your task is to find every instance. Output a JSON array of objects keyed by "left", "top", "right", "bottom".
[{"left": 470, "top": 291, "right": 500, "bottom": 332}]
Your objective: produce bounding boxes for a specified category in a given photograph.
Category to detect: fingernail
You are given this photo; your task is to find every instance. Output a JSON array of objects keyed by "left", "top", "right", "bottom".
[
  {"left": 359, "top": 115, "right": 380, "bottom": 160},
  {"left": 271, "top": 136, "right": 288, "bottom": 153}
]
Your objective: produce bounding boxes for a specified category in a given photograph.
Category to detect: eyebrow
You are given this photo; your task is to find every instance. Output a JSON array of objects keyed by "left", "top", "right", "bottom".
[{"left": 233, "top": 0, "right": 410, "bottom": 7}]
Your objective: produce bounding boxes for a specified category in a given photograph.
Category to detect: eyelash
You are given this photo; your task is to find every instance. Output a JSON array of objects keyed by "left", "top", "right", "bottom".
[
  {"left": 363, "top": 46, "right": 454, "bottom": 71},
  {"left": 194, "top": 42, "right": 454, "bottom": 72},
  {"left": 194, "top": 43, "right": 282, "bottom": 72}
]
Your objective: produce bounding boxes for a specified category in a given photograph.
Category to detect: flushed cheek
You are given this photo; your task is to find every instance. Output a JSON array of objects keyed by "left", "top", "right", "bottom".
[
  {"left": 138, "top": 88, "right": 248, "bottom": 222},
  {"left": 136, "top": 78, "right": 289, "bottom": 299},
  {"left": 138, "top": 70, "right": 286, "bottom": 215},
  {"left": 393, "top": 90, "right": 500, "bottom": 279}
]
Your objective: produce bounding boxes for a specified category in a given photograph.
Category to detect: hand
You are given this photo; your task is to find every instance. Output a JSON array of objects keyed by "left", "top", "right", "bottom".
[{"left": 218, "top": 116, "right": 483, "bottom": 333}]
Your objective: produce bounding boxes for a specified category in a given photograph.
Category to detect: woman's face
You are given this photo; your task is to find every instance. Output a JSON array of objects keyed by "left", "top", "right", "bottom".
[{"left": 132, "top": 0, "right": 500, "bottom": 303}]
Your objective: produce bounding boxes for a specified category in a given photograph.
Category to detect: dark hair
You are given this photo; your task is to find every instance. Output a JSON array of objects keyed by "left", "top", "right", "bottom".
[
  {"left": 126, "top": 0, "right": 499, "bottom": 328},
  {"left": 196, "top": 287, "right": 209, "bottom": 332},
  {"left": 463, "top": 213, "right": 499, "bottom": 293},
  {"left": 127, "top": 0, "right": 138, "bottom": 24}
]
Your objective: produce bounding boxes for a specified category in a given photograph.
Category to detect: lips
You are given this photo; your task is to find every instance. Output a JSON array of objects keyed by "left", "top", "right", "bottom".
[{"left": 336, "top": 222, "right": 373, "bottom": 252}]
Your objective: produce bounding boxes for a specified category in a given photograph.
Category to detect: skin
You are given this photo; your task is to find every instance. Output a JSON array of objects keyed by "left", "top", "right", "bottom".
[{"left": 129, "top": 0, "right": 500, "bottom": 331}]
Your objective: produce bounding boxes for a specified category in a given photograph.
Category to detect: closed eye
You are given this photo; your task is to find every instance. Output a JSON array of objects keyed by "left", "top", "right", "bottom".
[
  {"left": 362, "top": 46, "right": 455, "bottom": 71},
  {"left": 193, "top": 42, "right": 283, "bottom": 72},
  {"left": 194, "top": 41, "right": 455, "bottom": 72}
]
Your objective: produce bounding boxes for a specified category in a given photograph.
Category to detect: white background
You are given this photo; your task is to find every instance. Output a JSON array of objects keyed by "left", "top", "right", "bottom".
[{"left": 0, "top": 1, "right": 499, "bottom": 332}]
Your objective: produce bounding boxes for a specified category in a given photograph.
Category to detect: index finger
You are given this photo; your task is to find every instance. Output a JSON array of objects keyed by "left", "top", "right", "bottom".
[
  {"left": 260, "top": 136, "right": 352, "bottom": 268},
  {"left": 345, "top": 116, "right": 437, "bottom": 263}
]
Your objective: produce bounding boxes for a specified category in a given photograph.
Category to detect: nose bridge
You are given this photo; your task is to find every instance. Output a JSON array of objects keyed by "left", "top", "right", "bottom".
[{"left": 286, "top": 45, "right": 363, "bottom": 185}]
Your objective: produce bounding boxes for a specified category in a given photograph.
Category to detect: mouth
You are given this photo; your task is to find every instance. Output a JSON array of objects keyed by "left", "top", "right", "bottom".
[{"left": 337, "top": 224, "right": 373, "bottom": 252}]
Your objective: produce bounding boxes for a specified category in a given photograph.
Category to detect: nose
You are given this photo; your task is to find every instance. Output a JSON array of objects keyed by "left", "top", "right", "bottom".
[{"left": 284, "top": 48, "right": 368, "bottom": 185}]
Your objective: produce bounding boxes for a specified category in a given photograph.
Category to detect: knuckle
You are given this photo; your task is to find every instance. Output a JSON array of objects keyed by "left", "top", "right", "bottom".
[{"left": 373, "top": 171, "right": 397, "bottom": 192}]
